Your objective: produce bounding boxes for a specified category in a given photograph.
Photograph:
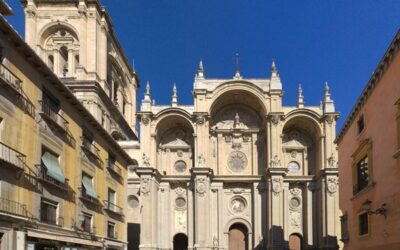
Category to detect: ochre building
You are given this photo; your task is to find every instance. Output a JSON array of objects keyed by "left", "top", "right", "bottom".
[
  {"left": 0, "top": 0, "right": 139, "bottom": 249},
  {"left": 128, "top": 62, "right": 342, "bottom": 250},
  {"left": 337, "top": 31, "right": 400, "bottom": 249}
]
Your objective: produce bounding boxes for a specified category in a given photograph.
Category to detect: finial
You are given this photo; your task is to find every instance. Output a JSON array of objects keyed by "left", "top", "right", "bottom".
[
  {"left": 132, "top": 58, "right": 135, "bottom": 71},
  {"left": 145, "top": 81, "right": 150, "bottom": 95},
  {"left": 171, "top": 83, "right": 178, "bottom": 107},
  {"left": 196, "top": 59, "right": 205, "bottom": 78},
  {"left": 141, "top": 81, "right": 153, "bottom": 111},
  {"left": 199, "top": 59, "right": 204, "bottom": 72},
  {"left": 298, "top": 83, "right": 304, "bottom": 108},
  {"left": 323, "top": 81, "right": 335, "bottom": 113},
  {"left": 271, "top": 59, "right": 277, "bottom": 74}
]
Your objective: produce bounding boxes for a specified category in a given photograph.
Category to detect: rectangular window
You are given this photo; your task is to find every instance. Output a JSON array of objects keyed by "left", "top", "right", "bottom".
[
  {"left": 82, "top": 213, "right": 92, "bottom": 233},
  {"left": 357, "top": 115, "right": 365, "bottom": 135},
  {"left": 356, "top": 156, "right": 369, "bottom": 193},
  {"left": 42, "top": 90, "right": 60, "bottom": 115},
  {"left": 359, "top": 212, "right": 369, "bottom": 236},
  {"left": 40, "top": 199, "right": 57, "bottom": 225},
  {"left": 108, "top": 188, "right": 116, "bottom": 204},
  {"left": 107, "top": 221, "right": 116, "bottom": 238}
]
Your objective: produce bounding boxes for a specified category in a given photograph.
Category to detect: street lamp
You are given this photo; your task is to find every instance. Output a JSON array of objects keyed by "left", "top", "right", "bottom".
[{"left": 362, "top": 199, "right": 387, "bottom": 218}]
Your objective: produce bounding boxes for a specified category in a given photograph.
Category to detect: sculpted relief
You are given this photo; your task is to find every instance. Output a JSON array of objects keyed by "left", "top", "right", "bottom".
[{"left": 211, "top": 106, "right": 261, "bottom": 130}]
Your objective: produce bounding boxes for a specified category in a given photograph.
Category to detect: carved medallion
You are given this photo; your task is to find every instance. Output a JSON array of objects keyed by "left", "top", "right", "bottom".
[
  {"left": 327, "top": 177, "right": 338, "bottom": 195},
  {"left": 272, "top": 178, "right": 282, "bottom": 195},
  {"left": 196, "top": 177, "right": 207, "bottom": 196},
  {"left": 140, "top": 178, "right": 150, "bottom": 196},
  {"left": 228, "top": 151, "right": 247, "bottom": 172},
  {"left": 230, "top": 196, "right": 247, "bottom": 213}
]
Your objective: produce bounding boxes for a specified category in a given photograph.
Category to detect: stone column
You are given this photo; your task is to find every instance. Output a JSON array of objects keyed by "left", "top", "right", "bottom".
[
  {"left": 191, "top": 167, "right": 214, "bottom": 250},
  {"left": 266, "top": 113, "right": 284, "bottom": 166},
  {"left": 68, "top": 48, "right": 74, "bottom": 77},
  {"left": 135, "top": 167, "right": 161, "bottom": 250}
]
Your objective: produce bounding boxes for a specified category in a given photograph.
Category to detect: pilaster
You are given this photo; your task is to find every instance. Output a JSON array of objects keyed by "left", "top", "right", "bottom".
[{"left": 191, "top": 167, "right": 214, "bottom": 250}]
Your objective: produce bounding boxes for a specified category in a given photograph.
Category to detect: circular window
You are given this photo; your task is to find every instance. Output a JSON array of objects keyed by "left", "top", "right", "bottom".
[
  {"left": 174, "top": 161, "right": 187, "bottom": 172},
  {"left": 288, "top": 161, "right": 300, "bottom": 173},
  {"left": 228, "top": 151, "right": 247, "bottom": 172},
  {"left": 290, "top": 197, "right": 301, "bottom": 209},
  {"left": 127, "top": 195, "right": 139, "bottom": 208},
  {"left": 175, "top": 197, "right": 187, "bottom": 208}
]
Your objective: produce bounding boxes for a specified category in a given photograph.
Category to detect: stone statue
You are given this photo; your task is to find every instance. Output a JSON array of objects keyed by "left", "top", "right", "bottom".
[{"left": 142, "top": 153, "right": 150, "bottom": 167}]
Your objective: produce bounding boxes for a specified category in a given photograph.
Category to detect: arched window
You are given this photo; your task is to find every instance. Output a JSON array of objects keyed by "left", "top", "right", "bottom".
[
  {"left": 60, "top": 46, "right": 68, "bottom": 76},
  {"left": 41, "top": 26, "right": 79, "bottom": 77},
  {"left": 48, "top": 55, "right": 54, "bottom": 71}
]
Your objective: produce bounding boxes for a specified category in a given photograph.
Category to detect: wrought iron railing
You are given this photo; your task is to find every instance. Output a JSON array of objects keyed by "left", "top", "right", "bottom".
[
  {"left": 36, "top": 164, "right": 68, "bottom": 190},
  {"left": 81, "top": 136, "right": 100, "bottom": 158},
  {"left": 39, "top": 100, "right": 68, "bottom": 131},
  {"left": 81, "top": 189, "right": 98, "bottom": 204},
  {"left": 0, "top": 197, "right": 29, "bottom": 217},
  {"left": 107, "top": 160, "right": 122, "bottom": 176},
  {"left": 107, "top": 228, "right": 118, "bottom": 239},
  {"left": 0, "top": 63, "right": 22, "bottom": 94},
  {"left": 40, "top": 213, "right": 64, "bottom": 227},
  {"left": 0, "top": 141, "right": 25, "bottom": 171},
  {"left": 103, "top": 200, "right": 123, "bottom": 215}
]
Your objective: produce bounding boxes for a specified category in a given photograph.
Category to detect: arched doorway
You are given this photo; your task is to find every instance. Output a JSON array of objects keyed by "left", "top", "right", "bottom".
[
  {"left": 229, "top": 223, "right": 248, "bottom": 250},
  {"left": 289, "top": 233, "right": 302, "bottom": 250},
  {"left": 173, "top": 233, "right": 188, "bottom": 250}
]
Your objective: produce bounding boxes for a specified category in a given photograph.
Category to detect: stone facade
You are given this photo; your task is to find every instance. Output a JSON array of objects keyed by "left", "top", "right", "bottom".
[{"left": 129, "top": 63, "right": 342, "bottom": 249}]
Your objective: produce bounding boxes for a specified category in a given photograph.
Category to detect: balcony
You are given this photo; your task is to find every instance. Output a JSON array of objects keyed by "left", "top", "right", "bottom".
[
  {"left": 36, "top": 164, "right": 69, "bottom": 191},
  {"left": 0, "top": 141, "right": 25, "bottom": 171},
  {"left": 103, "top": 200, "right": 123, "bottom": 216},
  {"left": 0, "top": 197, "right": 29, "bottom": 218},
  {"left": 107, "top": 160, "right": 122, "bottom": 177},
  {"left": 0, "top": 63, "right": 22, "bottom": 95},
  {"left": 39, "top": 100, "right": 68, "bottom": 132},
  {"left": 82, "top": 224, "right": 96, "bottom": 234},
  {"left": 81, "top": 136, "right": 100, "bottom": 160}
]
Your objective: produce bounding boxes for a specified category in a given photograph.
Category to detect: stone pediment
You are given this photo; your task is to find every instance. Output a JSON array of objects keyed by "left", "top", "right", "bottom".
[{"left": 161, "top": 138, "right": 191, "bottom": 149}]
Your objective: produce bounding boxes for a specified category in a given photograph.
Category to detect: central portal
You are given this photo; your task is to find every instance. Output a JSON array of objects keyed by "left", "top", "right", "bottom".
[{"left": 228, "top": 223, "right": 248, "bottom": 250}]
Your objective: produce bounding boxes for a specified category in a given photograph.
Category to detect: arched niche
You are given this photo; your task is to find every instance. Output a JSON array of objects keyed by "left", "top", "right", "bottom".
[
  {"left": 155, "top": 115, "right": 194, "bottom": 174},
  {"left": 282, "top": 115, "right": 322, "bottom": 175},
  {"left": 209, "top": 89, "right": 266, "bottom": 175}
]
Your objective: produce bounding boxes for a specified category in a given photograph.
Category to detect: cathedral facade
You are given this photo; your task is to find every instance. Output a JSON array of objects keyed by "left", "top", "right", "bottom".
[{"left": 128, "top": 62, "right": 341, "bottom": 250}]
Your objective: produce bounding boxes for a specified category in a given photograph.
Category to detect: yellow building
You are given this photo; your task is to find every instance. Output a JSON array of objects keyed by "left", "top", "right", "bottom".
[{"left": 0, "top": 2, "right": 138, "bottom": 250}]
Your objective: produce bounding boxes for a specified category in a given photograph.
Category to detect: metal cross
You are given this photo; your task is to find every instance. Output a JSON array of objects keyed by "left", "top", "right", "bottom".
[{"left": 234, "top": 53, "right": 240, "bottom": 72}]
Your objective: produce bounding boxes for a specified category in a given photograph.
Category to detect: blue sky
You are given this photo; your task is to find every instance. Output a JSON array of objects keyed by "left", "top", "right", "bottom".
[{"left": 6, "top": 1, "right": 400, "bottom": 131}]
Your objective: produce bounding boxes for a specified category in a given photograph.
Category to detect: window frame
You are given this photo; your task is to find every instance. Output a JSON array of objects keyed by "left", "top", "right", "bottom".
[
  {"left": 358, "top": 211, "right": 370, "bottom": 237},
  {"left": 352, "top": 139, "right": 373, "bottom": 196}
]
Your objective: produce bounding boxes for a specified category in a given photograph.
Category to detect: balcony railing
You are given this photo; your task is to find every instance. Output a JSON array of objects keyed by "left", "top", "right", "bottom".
[
  {"left": 103, "top": 200, "right": 123, "bottom": 215},
  {"left": 0, "top": 63, "right": 22, "bottom": 94},
  {"left": 81, "top": 137, "right": 100, "bottom": 159},
  {"left": 80, "top": 189, "right": 99, "bottom": 204},
  {"left": 40, "top": 213, "right": 64, "bottom": 227},
  {"left": 39, "top": 100, "right": 68, "bottom": 132},
  {"left": 36, "top": 164, "right": 69, "bottom": 191},
  {"left": 107, "top": 228, "right": 118, "bottom": 239},
  {"left": 0, "top": 197, "right": 29, "bottom": 218},
  {"left": 0, "top": 141, "right": 25, "bottom": 171},
  {"left": 107, "top": 160, "right": 122, "bottom": 176}
]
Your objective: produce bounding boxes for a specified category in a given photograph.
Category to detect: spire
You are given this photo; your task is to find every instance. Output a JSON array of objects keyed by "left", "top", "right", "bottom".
[
  {"left": 323, "top": 81, "right": 335, "bottom": 113},
  {"left": 196, "top": 59, "right": 205, "bottom": 79},
  {"left": 141, "top": 81, "right": 153, "bottom": 111},
  {"left": 270, "top": 59, "right": 282, "bottom": 90},
  {"left": 298, "top": 84, "right": 304, "bottom": 108},
  {"left": 171, "top": 83, "right": 178, "bottom": 107}
]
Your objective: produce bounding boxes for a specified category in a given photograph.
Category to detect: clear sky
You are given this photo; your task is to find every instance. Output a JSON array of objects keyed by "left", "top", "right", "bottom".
[{"left": 6, "top": 1, "right": 400, "bottom": 131}]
